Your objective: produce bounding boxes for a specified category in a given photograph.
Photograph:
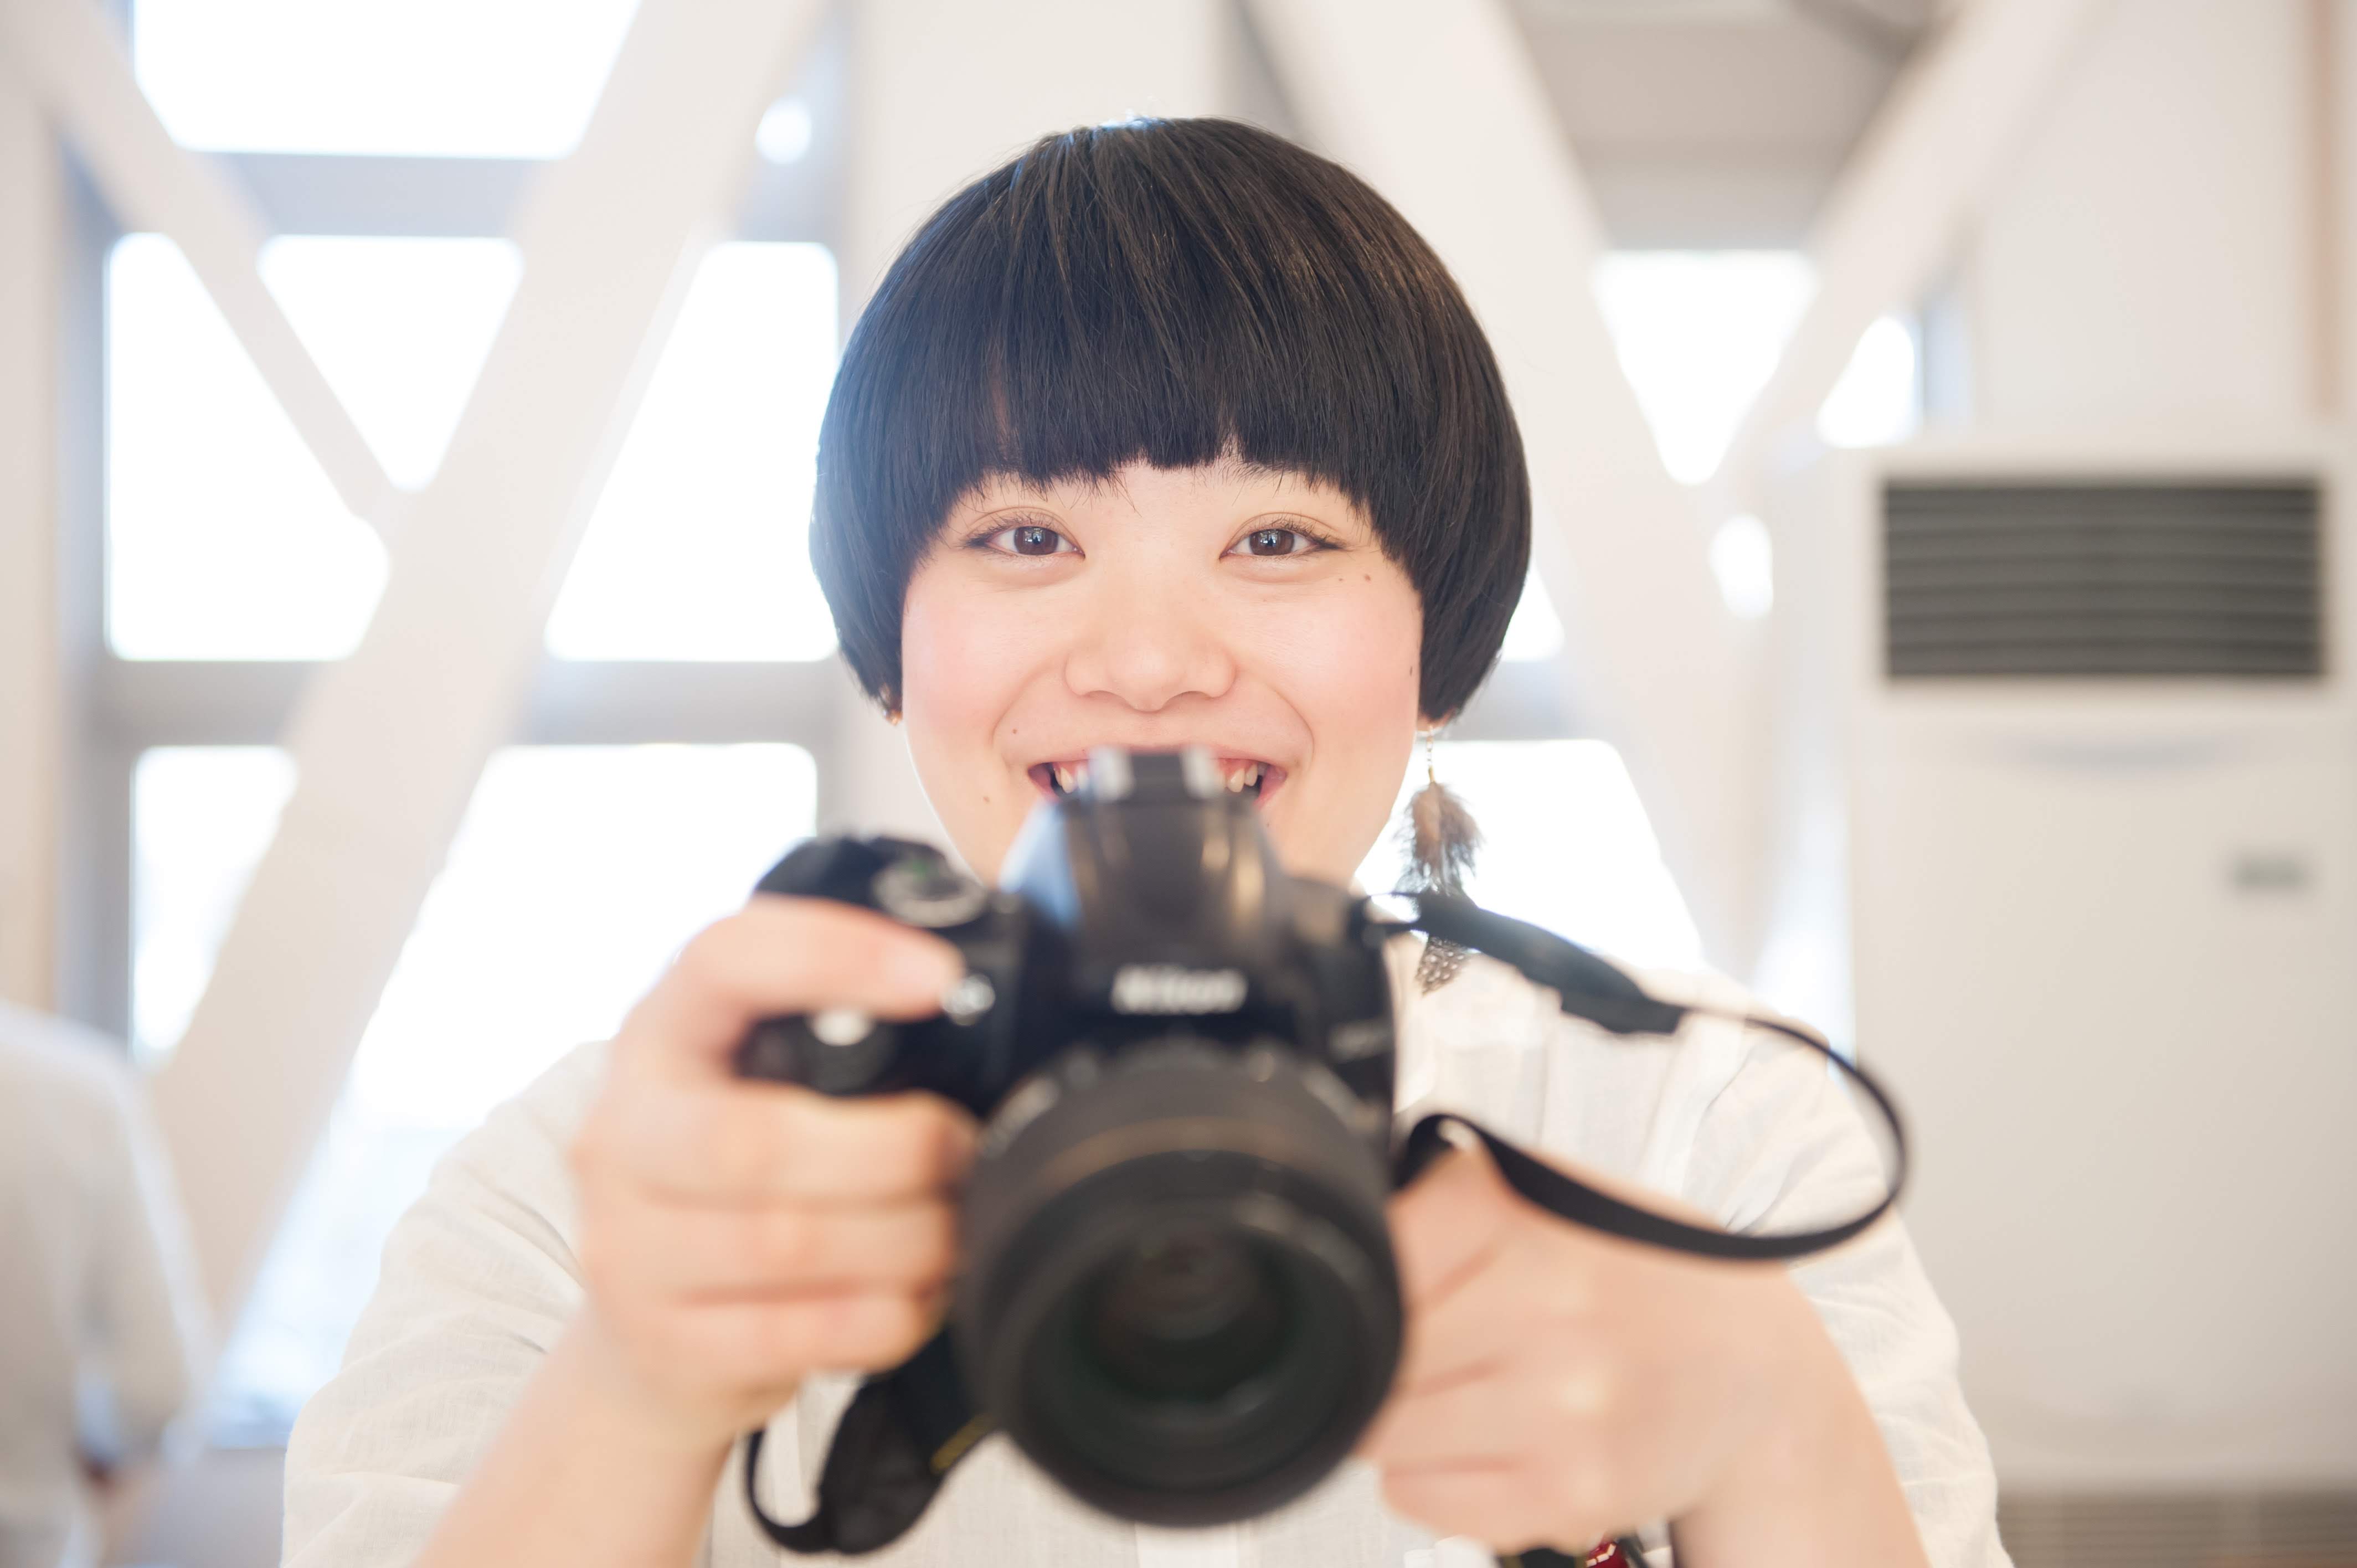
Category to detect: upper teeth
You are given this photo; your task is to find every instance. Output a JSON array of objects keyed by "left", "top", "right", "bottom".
[{"left": 1049, "top": 759, "right": 1263, "bottom": 796}]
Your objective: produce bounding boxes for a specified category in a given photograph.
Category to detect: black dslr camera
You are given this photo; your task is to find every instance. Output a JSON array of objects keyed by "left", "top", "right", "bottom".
[
  {"left": 737, "top": 747, "right": 1402, "bottom": 1534},
  {"left": 734, "top": 747, "right": 1907, "bottom": 1559}
]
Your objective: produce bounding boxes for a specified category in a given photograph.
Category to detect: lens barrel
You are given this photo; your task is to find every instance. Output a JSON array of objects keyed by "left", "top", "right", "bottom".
[{"left": 955, "top": 1041, "right": 1401, "bottom": 1526}]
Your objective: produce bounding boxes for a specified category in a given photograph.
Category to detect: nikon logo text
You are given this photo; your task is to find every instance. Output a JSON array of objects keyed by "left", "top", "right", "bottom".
[{"left": 1109, "top": 964, "right": 1248, "bottom": 1014}]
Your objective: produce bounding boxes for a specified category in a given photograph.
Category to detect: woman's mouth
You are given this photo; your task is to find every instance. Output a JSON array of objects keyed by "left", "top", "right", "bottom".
[{"left": 1027, "top": 755, "right": 1285, "bottom": 806}]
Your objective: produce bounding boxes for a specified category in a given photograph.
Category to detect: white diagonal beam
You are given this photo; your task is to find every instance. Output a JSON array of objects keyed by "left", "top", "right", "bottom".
[
  {"left": 147, "top": 0, "right": 828, "bottom": 1318},
  {"left": 0, "top": 0, "right": 403, "bottom": 533},
  {"left": 1248, "top": 0, "right": 1758, "bottom": 964},
  {"left": 1707, "top": 0, "right": 2116, "bottom": 503}
]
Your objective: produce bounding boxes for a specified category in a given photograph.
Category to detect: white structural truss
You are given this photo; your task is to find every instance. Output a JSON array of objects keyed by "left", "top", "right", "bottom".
[
  {"left": 75, "top": 0, "right": 825, "bottom": 1314},
  {"left": 7, "top": 0, "right": 2107, "bottom": 1320},
  {"left": 0, "top": 0, "right": 403, "bottom": 534},
  {"left": 1708, "top": 0, "right": 2116, "bottom": 504}
]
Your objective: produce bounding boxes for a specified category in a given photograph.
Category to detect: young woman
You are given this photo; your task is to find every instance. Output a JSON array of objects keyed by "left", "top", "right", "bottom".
[{"left": 284, "top": 118, "right": 2006, "bottom": 1567}]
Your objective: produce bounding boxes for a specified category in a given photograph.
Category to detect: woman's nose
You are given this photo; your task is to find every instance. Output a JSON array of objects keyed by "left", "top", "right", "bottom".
[{"left": 1062, "top": 581, "right": 1238, "bottom": 713}]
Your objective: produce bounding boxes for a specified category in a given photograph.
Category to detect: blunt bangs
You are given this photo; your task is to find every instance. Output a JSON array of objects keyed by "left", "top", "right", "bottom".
[{"left": 810, "top": 116, "right": 1530, "bottom": 721}]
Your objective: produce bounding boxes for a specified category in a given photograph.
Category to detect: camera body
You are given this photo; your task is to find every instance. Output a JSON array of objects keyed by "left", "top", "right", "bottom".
[
  {"left": 735, "top": 747, "right": 1398, "bottom": 1131},
  {"left": 735, "top": 747, "right": 1405, "bottom": 1525}
]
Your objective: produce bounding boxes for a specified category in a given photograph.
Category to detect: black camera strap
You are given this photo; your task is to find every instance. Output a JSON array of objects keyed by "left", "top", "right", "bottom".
[
  {"left": 1393, "top": 895, "right": 1908, "bottom": 1261},
  {"left": 743, "top": 1361, "right": 1648, "bottom": 1563},
  {"left": 1394, "top": 1107, "right": 1888, "bottom": 1262},
  {"left": 742, "top": 1329, "right": 990, "bottom": 1556}
]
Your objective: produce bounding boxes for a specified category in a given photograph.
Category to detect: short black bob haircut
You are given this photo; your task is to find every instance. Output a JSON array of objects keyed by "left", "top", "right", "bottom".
[{"left": 810, "top": 116, "right": 1531, "bottom": 723}]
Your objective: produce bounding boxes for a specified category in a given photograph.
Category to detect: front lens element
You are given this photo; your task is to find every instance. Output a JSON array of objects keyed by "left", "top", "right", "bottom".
[{"left": 1081, "top": 1223, "right": 1293, "bottom": 1402}]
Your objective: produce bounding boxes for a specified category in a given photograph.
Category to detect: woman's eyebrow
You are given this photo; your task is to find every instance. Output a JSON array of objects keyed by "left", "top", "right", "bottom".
[
  {"left": 954, "top": 481, "right": 1071, "bottom": 518},
  {"left": 1211, "top": 452, "right": 1305, "bottom": 489}
]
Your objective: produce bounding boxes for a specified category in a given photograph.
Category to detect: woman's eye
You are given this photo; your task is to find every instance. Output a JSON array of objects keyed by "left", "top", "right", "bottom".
[
  {"left": 1232, "top": 527, "right": 1319, "bottom": 558},
  {"left": 980, "top": 523, "right": 1074, "bottom": 557}
]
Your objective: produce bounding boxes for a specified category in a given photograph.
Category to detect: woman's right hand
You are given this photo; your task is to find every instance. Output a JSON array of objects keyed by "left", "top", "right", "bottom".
[{"left": 566, "top": 895, "right": 979, "bottom": 1455}]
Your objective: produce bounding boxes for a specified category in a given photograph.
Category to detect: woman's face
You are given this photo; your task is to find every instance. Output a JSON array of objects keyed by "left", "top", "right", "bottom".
[{"left": 900, "top": 458, "right": 1428, "bottom": 886}]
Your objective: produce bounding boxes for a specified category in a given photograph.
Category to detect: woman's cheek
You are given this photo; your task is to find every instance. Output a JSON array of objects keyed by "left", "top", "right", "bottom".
[
  {"left": 902, "top": 570, "right": 1038, "bottom": 725},
  {"left": 1255, "top": 580, "right": 1423, "bottom": 880},
  {"left": 1280, "top": 582, "right": 1423, "bottom": 736},
  {"left": 900, "top": 574, "right": 1047, "bottom": 870}
]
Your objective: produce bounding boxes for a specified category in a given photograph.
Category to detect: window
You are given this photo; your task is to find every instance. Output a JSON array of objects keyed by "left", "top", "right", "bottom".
[
  {"left": 133, "top": 0, "right": 642, "bottom": 159},
  {"left": 105, "top": 233, "right": 847, "bottom": 663},
  {"left": 1594, "top": 251, "right": 1816, "bottom": 486},
  {"left": 1816, "top": 314, "right": 1921, "bottom": 450},
  {"left": 184, "top": 745, "right": 816, "bottom": 1432},
  {"left": 1498, "top": 566, "right": 1566, "bottom": 663},
  {"left": 1356, "top": 740, "right": 1703, "bottom": 973},
  {"left": 131, "top": 747, "right": 296, "bottom": 1064},
  {"left": 546, "top": 243, "right": 841, "bottom": 661},
  {"left": 1592, "top": 250, "right": 1922, "bottom": 486},
  {"left": 72, "top": 8, "right": 855, "bottom": 1437},
  {"left": 138, "top": 743, "right": 822, "bottom": 1435},
  {"left": 106, "top": 233, "right": 522, "bottom": 659}
]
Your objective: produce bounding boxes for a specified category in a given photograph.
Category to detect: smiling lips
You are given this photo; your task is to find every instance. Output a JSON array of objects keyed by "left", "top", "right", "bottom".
[{"left": 1027, "top": 755, "right": 1285, "bottom": 804}]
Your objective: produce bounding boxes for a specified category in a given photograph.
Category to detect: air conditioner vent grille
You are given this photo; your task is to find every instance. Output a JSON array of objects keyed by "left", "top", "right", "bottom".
[
  {"left": 1998, "top": 1489, "right": 2357, "bottom": 1568},
  {"left": 1883, "top": 481, "right": 2324, "bottom": 678}
]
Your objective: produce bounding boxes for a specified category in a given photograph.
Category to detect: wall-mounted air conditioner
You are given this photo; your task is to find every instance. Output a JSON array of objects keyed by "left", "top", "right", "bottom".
[{"left": 1768, "top": 426, "right": 2357, "bottom": 1492}]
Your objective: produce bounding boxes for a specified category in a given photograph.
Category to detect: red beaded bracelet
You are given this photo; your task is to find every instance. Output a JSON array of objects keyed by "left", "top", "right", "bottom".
[{"left": 1498, "top": 1543, "right": 1633, "bottom": 1568}]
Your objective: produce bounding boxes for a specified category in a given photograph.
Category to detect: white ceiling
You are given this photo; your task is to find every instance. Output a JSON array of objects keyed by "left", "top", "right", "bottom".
[{"left": 1508, "top": 0, "right": 1944, "bottom": 246}]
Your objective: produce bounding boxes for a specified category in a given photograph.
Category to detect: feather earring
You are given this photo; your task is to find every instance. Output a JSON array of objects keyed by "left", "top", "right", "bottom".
[{"left": 1394, "top": 731, "right": 1480, "bottom": 992}]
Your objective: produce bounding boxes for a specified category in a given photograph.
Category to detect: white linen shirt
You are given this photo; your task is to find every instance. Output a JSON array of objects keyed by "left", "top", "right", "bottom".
[{"left": 283, "top": 941, "right": 2010, "bottom": 1567}]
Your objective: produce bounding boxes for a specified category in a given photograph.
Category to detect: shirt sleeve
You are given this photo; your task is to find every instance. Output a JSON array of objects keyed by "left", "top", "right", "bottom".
[
  {"left": 281, "top": 1046, "right": 604, "bottom": 1568},
  {"left": 83, "top": 1056, "right": 209, "bottom": 1462},
  {"left": 1675, "top": 1010, "right": 2011, "bottom": 1568}
]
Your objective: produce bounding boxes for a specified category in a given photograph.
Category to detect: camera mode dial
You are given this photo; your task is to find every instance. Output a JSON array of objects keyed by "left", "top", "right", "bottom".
[{"left": 873, "top": 850, "right": 990, "bottom": 929}]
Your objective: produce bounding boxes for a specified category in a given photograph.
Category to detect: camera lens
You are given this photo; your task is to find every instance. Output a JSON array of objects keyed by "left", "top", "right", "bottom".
[
  {"left": 956, "top": 1041, "right": 1401, "bottom": 1527},
  {"left": 1080, "top": 1223, "right": 1293, "bottom": 1402}
]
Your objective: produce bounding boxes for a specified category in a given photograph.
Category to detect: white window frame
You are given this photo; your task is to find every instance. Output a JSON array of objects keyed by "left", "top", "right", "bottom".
[{"left": 50, "top": 7, "right": 1568, "bottom": 1042}]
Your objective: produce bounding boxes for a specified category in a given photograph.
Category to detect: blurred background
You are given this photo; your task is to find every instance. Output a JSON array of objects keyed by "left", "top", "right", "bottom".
[{"left": 0, "top": 0, "right": 2349, "bottom": 1564}]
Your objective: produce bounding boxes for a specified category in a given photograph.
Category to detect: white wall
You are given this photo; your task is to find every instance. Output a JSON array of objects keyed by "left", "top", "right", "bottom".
[
  {"left": 2337, "top": 0, "right": 2357, "bottom": 416},
  {"left": 842, "top": 0, "right": 1236, "bottom": 297},
  {"left": 1968, "top": 0, "right": 2322, "bottom": 426},
  {"left": 0, "top": 68, "right": 60, "bottom": 1012}
]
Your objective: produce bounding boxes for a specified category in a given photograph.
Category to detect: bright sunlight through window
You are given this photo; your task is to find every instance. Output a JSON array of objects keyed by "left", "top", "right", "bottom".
[
  {"left": 132, "top": 0, "right": 641, "bottom": 158},
  {"left": 545, "top": 243, "right": 841, "bottom": 661},
  {"left": 1592, "top": 252, "right": 1922, "bottom": 486},
  {"left": 107, "top": 236, "right": 397, "bottom": 659},
  {"left": 135, "top": 745, "right": 819, "bottom": 1428},
  {"left": 1357, "top": 740, "right": 1702, "bottom": 973},
  {"left": 1710, "top": 514, "right": 1775, "bottom": 621},
  {"left": 1593, "top": 252, "right": 1813, "bottom": 485}
]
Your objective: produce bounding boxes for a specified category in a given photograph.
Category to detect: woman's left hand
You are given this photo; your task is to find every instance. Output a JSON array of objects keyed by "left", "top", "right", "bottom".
[{"left": 1357, "top": 1141, "right": 1918, "bottom": 1562}]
